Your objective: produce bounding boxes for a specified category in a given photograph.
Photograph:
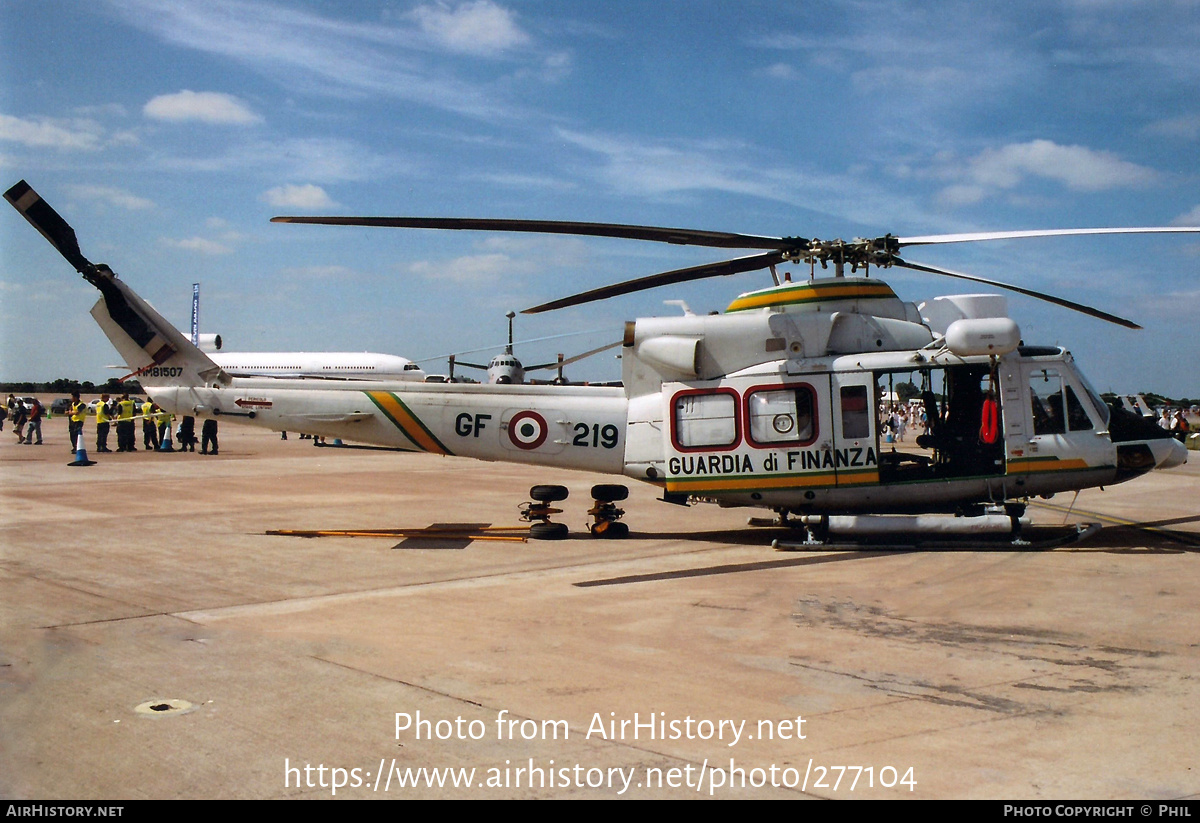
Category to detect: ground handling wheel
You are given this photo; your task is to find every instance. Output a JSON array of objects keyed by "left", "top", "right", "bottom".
[
  {"left": 521, "top": 485, "right": 569, "bottom": 539},
  {"left": 587, "top": 484, "right": 629, "bottom": 538},
  {"left": 529, "top": 521, "right": 570, "bottom": 541},
  {"left": 529, "top": 484, "right": 570, "bottom": 502}
]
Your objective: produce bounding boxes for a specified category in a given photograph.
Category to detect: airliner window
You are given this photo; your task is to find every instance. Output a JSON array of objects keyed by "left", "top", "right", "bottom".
[
  {"left": 673, "top": 391, "right": 738, "bottom": 449},
  {"left": 747, "top": 387, "right": 815, "bottom": 446}
]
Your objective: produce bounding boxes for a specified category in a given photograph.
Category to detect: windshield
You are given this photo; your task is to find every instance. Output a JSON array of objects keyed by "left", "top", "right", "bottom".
[{"left": 1070, "top": 360, "right": 1111, "bottom": 428}]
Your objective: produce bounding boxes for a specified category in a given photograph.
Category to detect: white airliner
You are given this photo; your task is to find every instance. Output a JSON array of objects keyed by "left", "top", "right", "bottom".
[
  {"left": 188, "top": 284, "right": 426, "bottom": 382},
  {"left": 207, "top": 350, "right": 427, "bottom": 381}
]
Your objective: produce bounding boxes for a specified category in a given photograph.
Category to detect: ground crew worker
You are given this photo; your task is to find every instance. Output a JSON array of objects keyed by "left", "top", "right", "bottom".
[
  {"left": 178, "top": 415, "right": 197, "bottom": 452},
  {"left": 95, "top": 393, "right": 112, "bottom": 452},
  {"left": 116, "top": 393, "right": 136, "bottom": 452},
  {"left": 141, "top": 399, "right": 158, "bottom": 450},
  {"left": 69, "top": 391, "right": 87, "bottom": 452},
  {"left": 201, "top": 417, "right": 218, "bottom": 455},
  {"left": 155, "top": 405, "right": 174, "bottom": 451}
]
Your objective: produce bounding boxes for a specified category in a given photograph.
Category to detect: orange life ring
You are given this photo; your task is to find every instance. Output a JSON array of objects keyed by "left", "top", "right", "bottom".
[{"left": 979, "top": 396, "right": 999, "bottom": 444}]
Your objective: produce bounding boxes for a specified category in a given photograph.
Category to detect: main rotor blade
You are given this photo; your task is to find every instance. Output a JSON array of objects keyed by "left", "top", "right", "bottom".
[
  {"left": 4, "top": 180, "right": 93, "bottom": 273},
  {"left": 895, "top": 257, "right": 1142, "bottom": 329},
  {"left": 272, "top": 215, "right": 794, "bottom": 250},
  {"left": 522, "top": 250, "right": 789, "bottom": 314},
  {"left": 526, "top": 340, "right": 622, "bottom": 371},
  {"left": 898, "top": 226, "right": 1200, "bottom": 248}
]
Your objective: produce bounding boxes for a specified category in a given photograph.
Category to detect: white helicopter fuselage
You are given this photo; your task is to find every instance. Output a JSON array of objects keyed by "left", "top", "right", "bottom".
[
  {"left": 112, "top": 274, "right": 1183, "bottom": 518},
  {"left": 6, "top": 177, "right": 1184, "bottom": 522}
]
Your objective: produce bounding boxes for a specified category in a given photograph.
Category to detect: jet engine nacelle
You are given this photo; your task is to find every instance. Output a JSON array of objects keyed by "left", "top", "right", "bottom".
[{"left": 197, "top": 333, "right": 223, "bottom": 352}]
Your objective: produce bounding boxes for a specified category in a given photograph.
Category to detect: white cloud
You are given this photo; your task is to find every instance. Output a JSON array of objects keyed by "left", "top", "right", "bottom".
[
  {"left": 261, "top": 184, "right": 336, "bottom": 209},
  {"left": 972, "top": 140, "right": 1155, "bottom": 191},
  {"left": 163, "top": 237, "right": 234, "bottom": 255},
  {"left": 410, "top": 0, "right": 529, "bottom": 56},
  {"left": 143, "top": 91, "right": 262, "bottom": 125},
  {"left": 0, "top": 114, "right": 104, "bottom": 151},
  {"left": 936, "top": 139, "right": 1158, "bottom": 202},
  {"left": 1144, "top": 115, "right": 1200, "bottom": 140},
  {"left": 66, "top": 185, "right": 155, "bottom": 210},
  {"left": 1171, "top": 205, "right": 1200, "bottom": 226},
  {"left": 937, "top": 184, "right": 986, "bottom": 207},
  {"left": 277, "top": 264, "right": 360, "bottom": 280},
  {"left": 551, "top": 127, "right": 938, "bottom": 230},
  {"left": 108, "top": 0, "right": 531, "bottom": 119},
  {"left": 408, "top": 252, "right": 535, "bottom": 284}
]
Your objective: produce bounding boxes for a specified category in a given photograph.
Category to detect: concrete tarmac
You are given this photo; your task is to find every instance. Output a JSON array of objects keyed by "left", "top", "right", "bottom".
[{"left": 1, "top": 415, "right": 1197, "bottom": 799}]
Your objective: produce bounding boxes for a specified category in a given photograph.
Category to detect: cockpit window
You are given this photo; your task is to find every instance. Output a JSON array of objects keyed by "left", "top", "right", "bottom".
[
  {"left": 1031, "top": 370, "right": 1099, "bottom": 433},
  {"left": 1066, "top": 386, "right": 1095, "bottom": 431},
  {"left": 1074, "top": 369, "right": 1111, "bottom": 427},
  {"left": 1031, "top": 370, "right": 1065, "bottom": 435}
]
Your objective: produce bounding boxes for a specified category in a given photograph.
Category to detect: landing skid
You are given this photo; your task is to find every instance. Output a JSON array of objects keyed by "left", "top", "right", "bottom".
[{"left": 767, "top": 519, "right": 1100, "bottom": 551}]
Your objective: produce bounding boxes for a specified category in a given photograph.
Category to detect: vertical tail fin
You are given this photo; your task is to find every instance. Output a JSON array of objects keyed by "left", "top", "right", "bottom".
[{"left": 6, "top": 179, "right": 225, "bottom": 388}]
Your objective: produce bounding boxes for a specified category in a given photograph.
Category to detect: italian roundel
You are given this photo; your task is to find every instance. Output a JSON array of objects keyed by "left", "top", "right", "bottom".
[{"left": 507, "top": 410, "right": 548, "bottom": 450}]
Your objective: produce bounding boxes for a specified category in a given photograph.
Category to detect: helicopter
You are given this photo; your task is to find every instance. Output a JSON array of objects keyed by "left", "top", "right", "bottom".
[
  {"left": 6, "top": 179, "right": 1193, "bottom": 542},
  {"left": 442, "top": 312, "right": 621, "bottom": 385}
]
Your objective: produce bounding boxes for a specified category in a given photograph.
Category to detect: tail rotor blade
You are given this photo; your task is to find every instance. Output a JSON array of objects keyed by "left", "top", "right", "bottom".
[{"left": 4, "top": 180, "right": 93, "bottom": 274}]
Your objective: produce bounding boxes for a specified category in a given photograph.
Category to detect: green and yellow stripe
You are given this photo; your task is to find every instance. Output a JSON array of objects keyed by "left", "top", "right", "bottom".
[
  {"left": 666, "top": 469, "right": 878, "bottom": 494},
  {"left": 725, "top": 280, "right": 897, "bottom": 313},
  {"left": 365, "top": 391, "right": 452, "bottom": 455},
  {"left": 1006, "top": 455, "right": 1092, "bottom": 475}
]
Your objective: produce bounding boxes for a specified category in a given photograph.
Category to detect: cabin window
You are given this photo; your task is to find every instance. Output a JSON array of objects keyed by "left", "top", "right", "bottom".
[
  {"left": 746, "top": 386, "right": 815, "bottom": 446},
  {"left": 840, "top": 385, "right": 871, "bottom": 440},
  {"left": 672, "top": 390, "right": 739, "bottom": 450}
]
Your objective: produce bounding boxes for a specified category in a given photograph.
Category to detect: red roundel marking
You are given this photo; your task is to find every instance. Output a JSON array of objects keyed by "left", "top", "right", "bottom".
[{"left": 508, "top": 410, "right": 548, "bottom": 450}]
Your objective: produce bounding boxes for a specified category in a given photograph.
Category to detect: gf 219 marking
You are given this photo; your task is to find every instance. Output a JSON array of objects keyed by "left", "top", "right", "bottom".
[{"left": 573, "top": 422, "right": 619, "bottom": 449}]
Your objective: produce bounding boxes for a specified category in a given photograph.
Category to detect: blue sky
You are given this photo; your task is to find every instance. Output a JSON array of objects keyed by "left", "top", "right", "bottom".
[{"left": 2, "top": 0, "right": 1198, "bottom": 395}]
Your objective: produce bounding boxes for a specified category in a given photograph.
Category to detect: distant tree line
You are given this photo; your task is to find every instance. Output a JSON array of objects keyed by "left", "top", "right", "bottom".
[
  {"left": 1101, "top": 392, "right": 1196, "bottom": 408},
  {"left": 0, "top": 377, "right": 142, "bottom": 395}
]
